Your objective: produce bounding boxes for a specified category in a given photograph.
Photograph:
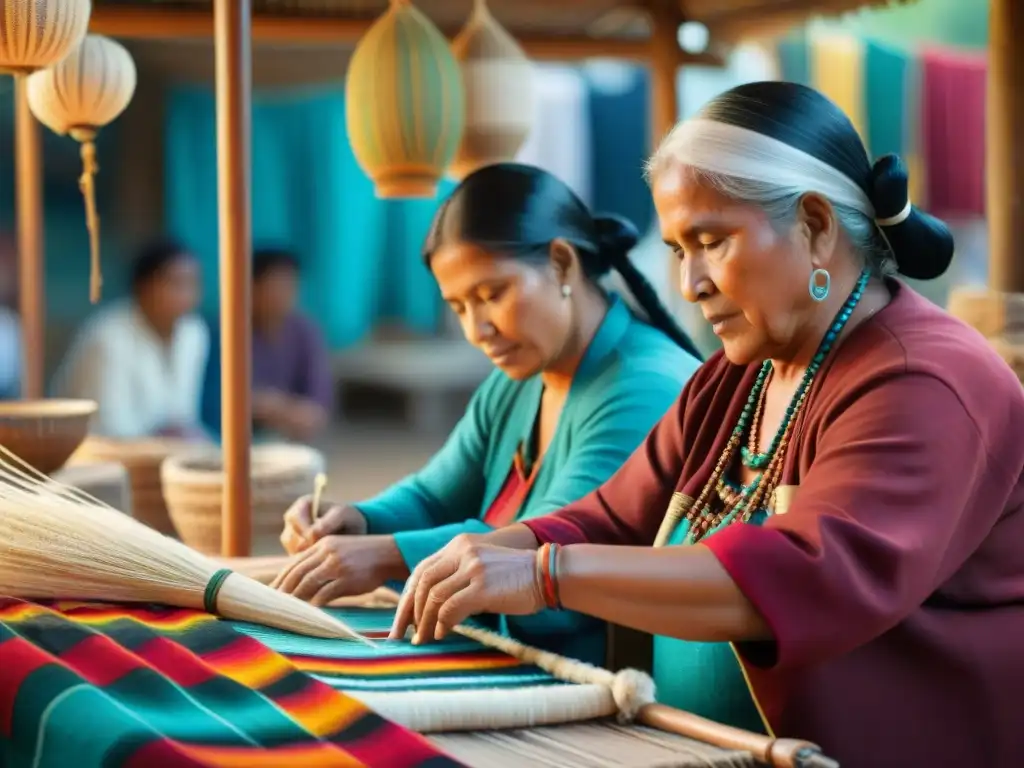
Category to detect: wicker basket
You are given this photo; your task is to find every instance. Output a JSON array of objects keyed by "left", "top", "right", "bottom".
[
  {"left": 70, "top": 436, "right": 205, "bottom": 535},
  {"left": 161, "top": 443, "right": 325, "bottom": 555},
  {"left": 0, "top": 399, "right": 97, "bottom": 474}
]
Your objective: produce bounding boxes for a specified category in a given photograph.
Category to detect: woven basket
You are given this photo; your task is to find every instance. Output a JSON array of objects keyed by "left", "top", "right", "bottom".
[
  {"left": 70, "top": 436, "right": 204, "bottom": 535},
  {"left": 0, "top": 399, "right": 97, "bottom": 474},
  {"left": 161, "top": 443, "right": 325, "bottom": 555}
]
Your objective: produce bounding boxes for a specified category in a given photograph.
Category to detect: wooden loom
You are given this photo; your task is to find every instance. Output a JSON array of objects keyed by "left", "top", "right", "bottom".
[{"left": 214, "top": 559, "right": 839, "bottom": 768}]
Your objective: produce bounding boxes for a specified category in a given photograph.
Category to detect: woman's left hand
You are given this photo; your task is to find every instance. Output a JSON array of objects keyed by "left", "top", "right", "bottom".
[
  {"left": 270, "top": 535, "right": 408, "bottom": 605},
  {"left": 389, "top": 534, "right": 545, "bottom": 644}
]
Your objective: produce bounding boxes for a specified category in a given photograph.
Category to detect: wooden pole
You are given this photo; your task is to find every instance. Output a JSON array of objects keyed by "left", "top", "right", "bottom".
[
  {"left": 649, "top": 0, "right": 682, "bottom": 148},
  {"left": 604, "top": 0, "right": 684, "bottom": 677},
  {"left": 986, "top": 0, "right": 1024, "bottom": 293},
  {"left": 214, "top": 0, "right": 253, "bottom": 557},
  {"left": 14, "top": 78, "right": 44, "bottom": 400}
]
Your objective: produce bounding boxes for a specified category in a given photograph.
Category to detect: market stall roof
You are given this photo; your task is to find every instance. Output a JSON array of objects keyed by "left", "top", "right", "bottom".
[{"left": 90, "top": 0, "right": 917, "bottom": 53}]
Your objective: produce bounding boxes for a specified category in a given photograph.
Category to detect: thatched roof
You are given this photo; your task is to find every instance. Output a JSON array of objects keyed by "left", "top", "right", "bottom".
[{"left": 92, "top": 1, "right": 916, "bottom": 47}]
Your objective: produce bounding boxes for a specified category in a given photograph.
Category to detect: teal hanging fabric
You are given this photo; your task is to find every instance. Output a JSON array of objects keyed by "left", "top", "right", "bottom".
[
  {"left": 864, "top": 40, "right": 909, "bottom": 160},
  {"left": 164, "top": 85, "right": 446, "bottom": 350},
  {"left": 586, "top": 66, "right": 654, "bottom": 235},
  {"left": 776, "top": 31, "right": 810, "bottom": 84},
  {"left": 382, "top": 184, "right": 454, "bottom": 336}
]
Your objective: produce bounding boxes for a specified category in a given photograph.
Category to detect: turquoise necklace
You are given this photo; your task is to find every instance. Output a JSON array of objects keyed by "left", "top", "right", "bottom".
[{"left": 680, "top": 269, "right": 871, "bottom": 545}]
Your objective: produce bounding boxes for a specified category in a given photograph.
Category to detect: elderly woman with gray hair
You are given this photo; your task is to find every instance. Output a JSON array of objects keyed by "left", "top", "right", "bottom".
[{"left": 389, "top": 82, "right": 1024, "bottom": 768}]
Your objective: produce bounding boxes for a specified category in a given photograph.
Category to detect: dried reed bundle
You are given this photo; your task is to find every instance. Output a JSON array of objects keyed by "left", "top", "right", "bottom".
[{"left": 0, "top": 446, "right": 369, "bottom": 643}]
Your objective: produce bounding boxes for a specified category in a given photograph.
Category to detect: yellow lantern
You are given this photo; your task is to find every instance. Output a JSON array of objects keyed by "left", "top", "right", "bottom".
[
  {"left": 27, "top": 34, "right": 137, "bottom": 304},
  {"left": 449, "top": 0, "right": 535, "bottom": 180},
  {"left": 0, "top": 0, "right": 92, "bottom": 75},
  {"left": 346, "top": 0, "right": 465, "bottom": 198}
]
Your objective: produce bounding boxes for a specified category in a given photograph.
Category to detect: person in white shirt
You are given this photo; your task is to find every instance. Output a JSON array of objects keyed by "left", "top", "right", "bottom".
[{"left": 53, "top": 238, "right": 210, "bottom": 439}]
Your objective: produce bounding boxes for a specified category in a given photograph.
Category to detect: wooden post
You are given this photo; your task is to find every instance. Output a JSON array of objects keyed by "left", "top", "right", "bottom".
[
  {"left": 604, "top": 0, "right": 684, "bottom": 677},
  {"left": 214, "top": 0, "right": 253, "bottom": 557},
  {"left": 648, "top": 0, "right": 682, "bottom": 148},
  {"left": 14, "top": 78, "right": 44, "bottom": 400},
  {"left": 986, "top": 0, "right": 1024, "bottom": 293}
]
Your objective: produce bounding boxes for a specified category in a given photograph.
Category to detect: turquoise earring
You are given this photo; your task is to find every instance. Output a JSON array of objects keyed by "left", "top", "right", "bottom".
[{"left": 808, "top": 268, "right": 831, "bottom": 302}]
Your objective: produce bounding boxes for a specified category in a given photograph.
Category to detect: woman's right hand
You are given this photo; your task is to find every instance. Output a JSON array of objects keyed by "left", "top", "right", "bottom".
[{"left": 280, "top": 495, "right": 368, "bottom": 555}]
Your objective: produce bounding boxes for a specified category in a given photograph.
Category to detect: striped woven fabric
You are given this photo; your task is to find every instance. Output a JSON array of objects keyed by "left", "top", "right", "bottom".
[
  {"left": 230, "top": 607, "right": 571, "bottom": 694},
  {"left": 0, "top": 598, "right": 462, "bottom": 768}
]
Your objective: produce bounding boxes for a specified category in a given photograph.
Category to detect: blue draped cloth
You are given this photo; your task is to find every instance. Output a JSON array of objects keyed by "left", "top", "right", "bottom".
[{"left": 164, "top": 85, "right": 451, "bottom": 351}]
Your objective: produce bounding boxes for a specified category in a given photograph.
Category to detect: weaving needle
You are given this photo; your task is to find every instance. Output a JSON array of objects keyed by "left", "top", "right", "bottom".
[
  {"left": 307, "top": 472, "right": 327, "bottom": 546},
  {"left": 310, "top": 472, "right": 328, "bottom": 522}
]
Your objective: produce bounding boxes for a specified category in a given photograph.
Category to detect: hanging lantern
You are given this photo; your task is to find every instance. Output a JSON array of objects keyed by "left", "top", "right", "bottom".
[
  {"left": 26, "top": 34, "right": 137, "bottom": 304},
  {"left": 448, "top": 0, "right": 535, "bottom": 180},
  {"left": 346, "top": 0, "right": 465, "bottom": 198},
  {"left": 0, "top": 0, "right": 92, "bottom": 76}
]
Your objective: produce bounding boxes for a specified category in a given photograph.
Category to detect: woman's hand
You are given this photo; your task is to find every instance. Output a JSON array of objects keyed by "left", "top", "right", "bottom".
[
  {"left": 280, "top": 495, "right": 368, "bottom": 555},
  {"left": 270, "top": 534, "right": 407, "bottom": 605},
  {"left": 389, "top": 534, "right": 545, "bottom": 644}
]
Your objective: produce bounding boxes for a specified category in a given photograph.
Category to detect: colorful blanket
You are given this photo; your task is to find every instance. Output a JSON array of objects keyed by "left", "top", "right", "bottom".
[
  {"left": 230, "top": 607, "right": 570, "bottom": 694},
  {"left": 0, "top": 598, "right": 463, "bottom": 768}
]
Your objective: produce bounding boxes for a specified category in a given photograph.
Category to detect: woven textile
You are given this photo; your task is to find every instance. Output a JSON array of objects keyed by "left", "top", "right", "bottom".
[
  {"left": 230, "top": 606, "right": 569, "bottom": 694},
  {"left": 0, "top": 598, "right": 462, "bottom": 768}
]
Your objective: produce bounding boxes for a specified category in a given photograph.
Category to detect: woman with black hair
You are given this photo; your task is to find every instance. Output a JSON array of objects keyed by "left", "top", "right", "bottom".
[
  {"left": 273, "top": 163, "right": 703, "bottom": 665},
  {"left": 390, "top": 83, "right": 1024, "bottom": 768},
  {"left": 53, "top": 237, "right": 208, "bottom": 439}
]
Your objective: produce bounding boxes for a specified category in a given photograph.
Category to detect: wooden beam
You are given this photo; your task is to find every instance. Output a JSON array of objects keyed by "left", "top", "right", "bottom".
[
  {"left": 987, "top": 0, "right": 1024, "bottom": 292},
  {"left": 648, "top": 0, "right": 682, "bottom": 147},
  {"left": 14, "top": 79, "right": 44, "bottom": 400},
  {"left": 215, "top": 0, "right": 254, "bottom": 557},
  {"left": 88, "top": 6, "right": 723, "bottom": 67}
]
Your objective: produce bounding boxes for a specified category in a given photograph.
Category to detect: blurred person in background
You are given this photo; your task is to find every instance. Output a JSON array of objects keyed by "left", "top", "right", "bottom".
[
  {"left": 272, "top": 163, "right": 703, "bottom": 665},
  {"left": 0, "top": 231, "right": 22, "bottom": 399},
  {"left": 201, "top": 248, "right": 333, "bottom": 443},
  {"left": 52, "top": 237, "right": 208, "bottom": 439}
]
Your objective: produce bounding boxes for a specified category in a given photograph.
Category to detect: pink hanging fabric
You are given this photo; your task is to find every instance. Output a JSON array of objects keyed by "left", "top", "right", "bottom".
[{"left": 919, "top": 46, "right": 987, "bottom": 219}]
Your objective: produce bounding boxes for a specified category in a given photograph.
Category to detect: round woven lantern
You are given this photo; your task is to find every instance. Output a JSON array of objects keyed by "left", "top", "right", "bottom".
[
  {"left": 448, "top": 0, "right": 535, "bottom": 180},
  {"left": 162, "top": 444, "right": 326, "bottom": 556},
  {"left": 346, "top": 0, "right": 465, "bottom": 198},
  {"left": 26, "top": 34, "right": 137, "bottom": 304},
  {"left": 0, "top": 0, "right": 91, "bottom": 76}
]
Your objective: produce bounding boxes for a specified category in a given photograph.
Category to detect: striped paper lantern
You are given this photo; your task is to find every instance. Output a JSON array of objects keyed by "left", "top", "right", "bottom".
[
  {"left": 0, "top": 0, "right": 91, "bottom": 76},
  {"left": 27, "top": 34, "right": 137, "bottom": 303},
  {"left": 448, "top": 0, "right": 535, "bottom": 180},
  {"left": 346, "top": 0, "right": 465, "bottom": 199}
]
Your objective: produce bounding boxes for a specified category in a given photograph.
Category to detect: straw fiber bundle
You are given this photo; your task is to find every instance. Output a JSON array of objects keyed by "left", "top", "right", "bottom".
[{"left": 0, "top": 446, "right": 367, "bottom": 642}]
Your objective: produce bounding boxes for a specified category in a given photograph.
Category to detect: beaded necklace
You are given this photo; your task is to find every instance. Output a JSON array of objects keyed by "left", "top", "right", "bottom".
[{"left": 679, "top": 270, "right": 871, "bottom": 545}]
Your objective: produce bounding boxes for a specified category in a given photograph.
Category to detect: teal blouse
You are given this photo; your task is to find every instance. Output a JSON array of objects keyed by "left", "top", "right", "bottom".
[
  {"left": 653, "top": 510, "right": 767, "bottom": 733},
  {"left": 357, "top": 296, "right": 701, "bottom": 664}
]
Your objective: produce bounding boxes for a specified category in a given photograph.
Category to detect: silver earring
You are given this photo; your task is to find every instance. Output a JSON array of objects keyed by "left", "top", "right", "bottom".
[
  {"left": 561, "top": 284, "right": 572, "bottom": 298},
  {"left": 808, "top": 268, "right": 830, "bottom": 302}
]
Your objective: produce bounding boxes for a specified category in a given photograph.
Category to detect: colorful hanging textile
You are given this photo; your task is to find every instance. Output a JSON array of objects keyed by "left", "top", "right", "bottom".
[
  {"left": 863, "top": 39, "right": 927, "bottom": 209},
  {"left": 919, "top": 46, "right": 986, "bottom": 219},
  {"left": 810, "top": 32, "right": 867, "bottom": 140},
  {"left": 775, "top": 32, "right": 810, "bottom": 84},
  {"left": 901, "top": 49, "right": 928, "bottom": 210},
  {"left": 0, "top": 598, "right": 461, "bottom": 768}
]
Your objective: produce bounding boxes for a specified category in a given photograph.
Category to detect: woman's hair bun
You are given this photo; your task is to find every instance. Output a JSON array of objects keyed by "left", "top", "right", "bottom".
[
  {"left": 869, "top": 154, "right": 955, "bottom": 281},
  {"left": 592, "top": 214, "right": 640, "bottom": 267}
]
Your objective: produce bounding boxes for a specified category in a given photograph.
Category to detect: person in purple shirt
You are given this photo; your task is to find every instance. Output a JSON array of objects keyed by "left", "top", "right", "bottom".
[{"left": 202, "top": 248, "right": 333, "bottom": 442}]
